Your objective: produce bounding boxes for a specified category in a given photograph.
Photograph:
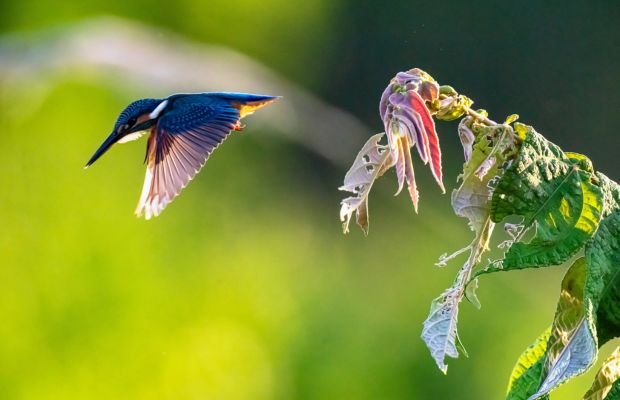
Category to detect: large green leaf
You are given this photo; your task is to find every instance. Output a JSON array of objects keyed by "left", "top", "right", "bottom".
[
  {"left": 506, "top": 328, "right": 550, "bottom": 400},
  {"left": 585, "top": 209, "right": 620, "bottom": 344},
  {"left": 527, "top": 257, "right": 597, "bottom": 399},
  {"left": 476, "top": 125, "right": 602, "bottom": 277},
  {"left": 511, "top": 203, "right": 620, "bottom": 399},
  {"left": 584, "top": 347, "right": 620, "bottom": 400},
  {"left": 596, "top": 172, "right": 620, "bottom": 218}
]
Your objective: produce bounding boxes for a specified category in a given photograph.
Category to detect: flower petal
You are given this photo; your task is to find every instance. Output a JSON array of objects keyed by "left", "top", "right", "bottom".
[
  {"left": 418, "top": 80, "right": 440, "bottom": 102},
  {"left": 394, "top": 105, "right": 429, "bottom": 164},
  {"left": 409, "top": 90, "right": 444, "bottom": 192},
  {"left": 394, "top": 136, "right": 406, "bottom": 196},
  {"left": 401, "top": 134, "right": 419, "bottom": 212},
  {"left": 379, "top": 85, "right": 393, "bottom": 121}
]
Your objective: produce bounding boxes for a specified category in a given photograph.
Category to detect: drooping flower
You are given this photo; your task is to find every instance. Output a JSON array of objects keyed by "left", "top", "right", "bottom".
[
  {"left": 341, "top": 67, "right": 473, "bottom": 234},
  {"left": 379, "top": 68, "right": 444, "bottom": 211}
]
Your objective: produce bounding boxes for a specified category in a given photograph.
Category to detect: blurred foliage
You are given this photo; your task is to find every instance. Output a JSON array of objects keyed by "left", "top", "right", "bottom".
[{"left": 0, "top": 0, "right": 619, "bottom": 399}]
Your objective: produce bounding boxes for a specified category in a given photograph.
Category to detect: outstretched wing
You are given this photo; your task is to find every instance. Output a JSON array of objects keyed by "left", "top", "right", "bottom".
[{"left": 135, "top": 97, "right": 240, "bottom": 219}]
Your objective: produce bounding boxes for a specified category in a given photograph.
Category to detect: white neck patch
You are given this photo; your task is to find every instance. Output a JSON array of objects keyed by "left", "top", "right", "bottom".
[
  {"left": 117, "top": 131, "right": 146, "bottom": 144},
  {"left": 149, "top": 100, "right": 169, "bottom": 119}
]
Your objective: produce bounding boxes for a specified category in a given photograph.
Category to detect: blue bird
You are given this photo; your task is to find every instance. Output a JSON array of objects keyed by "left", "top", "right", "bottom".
[{"left": 85, "top": 92, "right": 278, "bottom": 219}]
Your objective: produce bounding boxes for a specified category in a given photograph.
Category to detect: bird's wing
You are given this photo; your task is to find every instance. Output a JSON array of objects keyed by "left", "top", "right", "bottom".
[{"left": 135, "top": 98, "right": 241, "bottom": 219}]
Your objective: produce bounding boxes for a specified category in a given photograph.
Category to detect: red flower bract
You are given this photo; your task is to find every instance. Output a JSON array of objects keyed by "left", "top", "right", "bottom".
[{"left": 379, "top": 68, "right": 444, "bottom": 211}]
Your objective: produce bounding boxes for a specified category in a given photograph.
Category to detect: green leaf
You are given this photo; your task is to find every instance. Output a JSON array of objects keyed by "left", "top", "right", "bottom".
[
  {"left": 596, "top": 172, "right": 620, "bottom": 218},
  {"left": 604, "top": 379, "right": 620, "bottom": 400},
  {"left": 439, "top": 85, "right": 458, "bottom": 96},
  {"left": 476, "top": 125, "right": 603, "bottom": 277},
  {"left": 339, "top": 133, "right": 393, "bottom": 234},
  {"left": 505, "top": 114, "right": 520, "bottom": 124},
  {"left": 585, "top": 209, "right": 620, "bottom": 344},
  {"left": 506, "top": 328, "right": 551, "bottom": 400},
  {"left": 527, "top": 257, "right": 597, "bottom": 399},
  {"left": 523, "top": 209, "right": 620, "bottom": 398},
  {"left": 435, "top": 94, "right": 474, "bottom": 121},
  {"left": 584, "top": 347, "right": 620, "bottom": 400}
]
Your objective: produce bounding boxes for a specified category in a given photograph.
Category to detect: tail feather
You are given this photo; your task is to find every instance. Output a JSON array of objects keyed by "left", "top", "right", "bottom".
[{"left": 230, "top": 96, "right": 280, "bottom": 118}]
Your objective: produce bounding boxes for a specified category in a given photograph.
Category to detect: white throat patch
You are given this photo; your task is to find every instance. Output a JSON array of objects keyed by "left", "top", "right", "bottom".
[
  {"left": 149, "top": 100, "right": 169, "bottom": 119},
  {"left": 117, "top": 131, "right": 146, "bottom": 144}
]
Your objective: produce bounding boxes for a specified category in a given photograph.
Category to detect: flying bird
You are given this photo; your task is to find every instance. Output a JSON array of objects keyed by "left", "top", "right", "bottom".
[{"left": 85, "top": 92, "right": 278, "bottom": 219}]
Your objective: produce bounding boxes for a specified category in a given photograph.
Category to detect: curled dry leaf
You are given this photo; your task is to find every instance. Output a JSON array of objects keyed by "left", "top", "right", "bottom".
[
  {"left": 339, "top": 133, "right": 393, "bottom": 234},
  {"left": 458, "top": 117, "right": 476, "bottom": 162}
]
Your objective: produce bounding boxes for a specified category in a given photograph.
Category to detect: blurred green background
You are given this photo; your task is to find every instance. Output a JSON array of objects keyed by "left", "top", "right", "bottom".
[{"left": 1, "top": 1, "right": 619, "bottom": 399}]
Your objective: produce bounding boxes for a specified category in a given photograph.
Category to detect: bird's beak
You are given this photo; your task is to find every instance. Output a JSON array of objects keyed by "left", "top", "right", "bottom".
[{"left": 84, "top": 130, "right": 123, "bottom": 169}]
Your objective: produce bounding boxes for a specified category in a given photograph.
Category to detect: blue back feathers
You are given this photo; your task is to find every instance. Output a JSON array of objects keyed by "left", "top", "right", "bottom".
[
  {"left": 166, "top": 92, "right": 277, "bottom": 107},
  {"left": 113, "top": 93, "right": 276, "bottom": 131},
  {"left": 199, "top": 92, "right": 277, "bottom": 103}
]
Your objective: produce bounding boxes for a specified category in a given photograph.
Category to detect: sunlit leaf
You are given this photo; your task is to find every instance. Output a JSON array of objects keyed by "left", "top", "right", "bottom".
[
  {"left": 584, "top": 347, "right": 620, "bottom": 400},
  {"left": 504, "top": 114, "right": 519, "bottom": 125},
  {"left": 506, "top": 328, "right": 551, "bottom": 400},
  {"left": 520, "top": 206, "right": 620, "bottom": 398},
  {"left": 527, "top": 258, "right": 597, "bottom": 400},
  {"left": 435, "top": 93, "right": 474, "bottom": 122},
  {"left": 339, "top": 133, "right": 393, "bottom": 234},
  {"left": 476, "top": 125, "right": 602, "bottom": 276}
]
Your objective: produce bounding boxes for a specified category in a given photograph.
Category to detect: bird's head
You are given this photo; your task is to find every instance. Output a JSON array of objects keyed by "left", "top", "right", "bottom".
[{"left": 85, "top": 98, "right": 164, "bottom": 168}]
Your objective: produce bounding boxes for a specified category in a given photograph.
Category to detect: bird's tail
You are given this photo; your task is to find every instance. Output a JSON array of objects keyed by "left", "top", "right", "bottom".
[{"left": 215, "top": 93, "right": 280, "bottom": 118}]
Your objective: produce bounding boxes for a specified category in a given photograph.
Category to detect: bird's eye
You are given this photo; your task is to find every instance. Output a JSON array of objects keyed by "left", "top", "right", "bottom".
[{"left": 127, "top": 117, "right": 137, "bottom": 126}]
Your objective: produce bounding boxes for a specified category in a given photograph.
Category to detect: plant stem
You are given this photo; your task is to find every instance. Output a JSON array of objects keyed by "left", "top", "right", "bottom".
[
  {"left": 463, "top": 106, "right": 498, "bottom": 126},
  {"left": 438, "top": 94, "right": 498, "bottom": 126}
]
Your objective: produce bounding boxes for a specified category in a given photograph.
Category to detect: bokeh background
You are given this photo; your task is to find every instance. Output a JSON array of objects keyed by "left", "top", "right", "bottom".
[{"left": 1, "top": 1, "right": 619, "bottom": 399}]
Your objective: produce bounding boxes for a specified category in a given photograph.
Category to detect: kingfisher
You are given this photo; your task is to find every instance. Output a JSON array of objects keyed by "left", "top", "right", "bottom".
[{"left": 85, "top": 92, "right": 278, "bottom": 219}]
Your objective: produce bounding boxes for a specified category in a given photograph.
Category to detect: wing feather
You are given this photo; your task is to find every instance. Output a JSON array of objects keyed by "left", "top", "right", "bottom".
[{"left": 135, "top": 99, "right": 241, "bottom": 219}]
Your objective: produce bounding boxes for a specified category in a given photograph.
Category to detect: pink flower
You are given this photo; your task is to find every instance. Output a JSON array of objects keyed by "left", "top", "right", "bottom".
[{"left": 379, "top": 68, "right": 444, "bottom": 211}]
